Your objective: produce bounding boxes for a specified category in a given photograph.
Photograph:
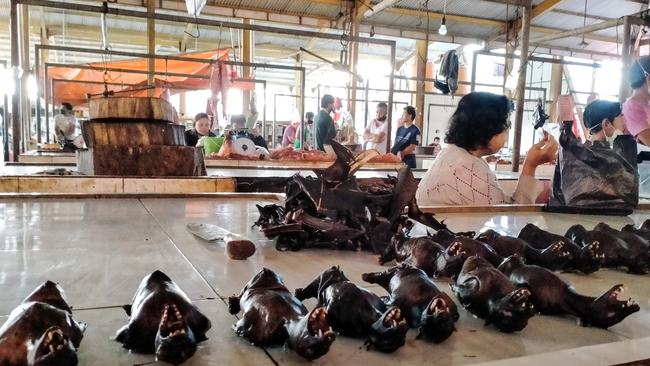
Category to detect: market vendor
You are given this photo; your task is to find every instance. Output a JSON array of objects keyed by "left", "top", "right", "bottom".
[
  {"left": 583, "top": 100, "right": 626, "bottom": 144},
  {"left": 364, "top": 102, "right": 388, "bottom": 153},
  {"left": 390, "top": 106, "right": 420, "bottom": 168},
  {"left": 185, "top": 112, "right": 215, "bottom": 147},
  {"left": 54, "top": 102, "right": 84, "bottom": 150},
  {"left": 295, "top": 112, "right": 314, "bottom": 149},
  {"left": 315, "top": 94, "right": 337, "bottom": 151},
  {"left": 282, "top": 119, "right": 299, "bottom": 147},
  {"left": 416, "top": 92, "right": 558, "bottom": 206},
  {"left": 623, "top": 56, "right": 650, "bottom": 146}
]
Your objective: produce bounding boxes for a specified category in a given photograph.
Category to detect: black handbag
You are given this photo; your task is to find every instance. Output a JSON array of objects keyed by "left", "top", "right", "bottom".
[{"left": 545, "top": 121, "right": 639, "bottom": 216}]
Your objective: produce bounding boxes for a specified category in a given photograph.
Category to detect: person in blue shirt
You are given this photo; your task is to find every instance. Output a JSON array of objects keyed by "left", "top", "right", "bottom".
[{"left": 391, "top": 105, "right": 421, "bottom": 168}]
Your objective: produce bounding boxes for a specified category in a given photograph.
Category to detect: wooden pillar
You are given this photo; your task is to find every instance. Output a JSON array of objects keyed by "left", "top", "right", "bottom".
[
  {"left": 10, "top": 0, "right": 21, "bottom": 161},
  {"left": 147, "top": 0, "right": 155, "bottom": 97},
  {"left": 504, "top": 40, "right": 515, "bottom": 94},
  {"left": 512, "top": 2, "right": 532, "bottom": 172},
  {"left": 242, "top": 19, "right": 253, "bottom": 117},
  {"left": 347, "top": 5, "right": 360, "bottom": 121},
  {"left": 619, "top": 16, "right": 632, "bottom": 103},
  {"left": 549, "top": 61, "right": 563, "bottom": 122},
  {"left": 414, "top": 39, "right": 427, "bottom": 131}
]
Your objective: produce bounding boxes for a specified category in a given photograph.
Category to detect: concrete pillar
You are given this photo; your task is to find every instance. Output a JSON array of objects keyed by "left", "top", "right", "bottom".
[
  {"left": 11, "top": 0, "right": 21, "bottom": 160},
  {"left": 20, "top": 3, "right": 30, "bottom": 150}
]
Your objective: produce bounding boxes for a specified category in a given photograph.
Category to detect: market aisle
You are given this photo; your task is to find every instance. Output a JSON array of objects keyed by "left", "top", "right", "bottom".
[{"left": 0, "top": 198, "right": 649, "bottom": 365}]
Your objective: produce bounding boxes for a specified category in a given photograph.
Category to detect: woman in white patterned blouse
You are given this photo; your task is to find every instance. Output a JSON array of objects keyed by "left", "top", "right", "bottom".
[{"left": 416, "top": 92, "right": 558, "bottom": 206}]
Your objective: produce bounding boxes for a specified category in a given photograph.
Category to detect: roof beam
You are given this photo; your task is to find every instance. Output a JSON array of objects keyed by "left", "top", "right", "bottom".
[
  {"left": 485, "top": 0, "right": 564, "bottom": 45},
  {"left": 551, "top": 8, "right": 614, "bottom": 21},
  {"left": 481, "top": 0, "right": 531, "bottom": 5},
  {"left": 529, "top": 18, "right": 621, "bottom": 44},
  {"left": 363, "top": 0, "right": 400, "bottom": 19},
  {"left": 388, "top": 7, "right": 504, "bottom": 28},
  {"left": 531, "top": 0, "right": 564, "bottom": 19}
]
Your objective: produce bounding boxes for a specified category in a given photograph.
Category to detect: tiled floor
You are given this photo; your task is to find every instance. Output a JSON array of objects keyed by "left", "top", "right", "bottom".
[{"left": 0, "top": 197, "right": 649, "bottom": 365}]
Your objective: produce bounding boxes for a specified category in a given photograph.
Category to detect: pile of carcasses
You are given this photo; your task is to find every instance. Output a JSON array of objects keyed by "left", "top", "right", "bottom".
[
  {"left": 228, "top": 220, "right": 648, "bottom": 360},
  {"left": 253, "top": 141, "right": 449, "bottom": 253},
  {"left": 376, "top": 219, "right": 648, "bottom": 334}
]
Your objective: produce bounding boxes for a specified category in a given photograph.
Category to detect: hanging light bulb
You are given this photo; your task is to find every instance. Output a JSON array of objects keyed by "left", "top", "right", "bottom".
[
  {"left": 438, "top": 0, "right": 448, "bottom": 36},
  {"left": 438, "top": 15, "right": 447, "bottom": 35}
]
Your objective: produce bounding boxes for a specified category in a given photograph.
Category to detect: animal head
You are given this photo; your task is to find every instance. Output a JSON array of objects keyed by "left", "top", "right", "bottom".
[
  {"left": 486, "top": 288, "right": 535, "bottom": 333},
  {"left": 286, "top": 307, "right": 336, "bottom": 361},
  {"left": 28, "top": 327, "right": 78, "bottom": 366},
  {"left": 154, "top": 304, "right": 197, "bottom": 365},
  {"left": 418, "top": 295, "right": 458, "bottom": 343},
  {"left": 366, "top": 307, "right": 408, "bottom": 353},
  {"left": 586, "top": 284, "right": 640, "bottom": 328}
]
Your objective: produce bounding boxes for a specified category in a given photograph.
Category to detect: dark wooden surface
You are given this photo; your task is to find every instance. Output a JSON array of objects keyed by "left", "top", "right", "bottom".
[
  {"left": 77, "top": 146, "right": 206, "bottom": 176},
  {"left": 88, "top": 97, "right": 178, "bottom": 122},
  {"left": 81, "top": 120, "right": 185, "bottom": 147}
]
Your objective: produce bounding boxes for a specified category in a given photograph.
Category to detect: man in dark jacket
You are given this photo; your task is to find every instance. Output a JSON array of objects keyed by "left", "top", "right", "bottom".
[{"left": 314, "top": 94, "right": 337, "bottom": 151}]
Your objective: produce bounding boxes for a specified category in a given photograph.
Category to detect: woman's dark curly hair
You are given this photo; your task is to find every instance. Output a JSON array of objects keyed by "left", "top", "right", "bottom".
[{"left": 445, "top": 92, "right": 511, "bottom": 151}]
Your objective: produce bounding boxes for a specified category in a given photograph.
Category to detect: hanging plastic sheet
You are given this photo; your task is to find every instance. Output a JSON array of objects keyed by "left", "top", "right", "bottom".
[
  {"left": 185, "top": 0, "right": 207, "bottom": 16},
  {"left": 546, "top": 121, "right": 639, "bottom": 216}
]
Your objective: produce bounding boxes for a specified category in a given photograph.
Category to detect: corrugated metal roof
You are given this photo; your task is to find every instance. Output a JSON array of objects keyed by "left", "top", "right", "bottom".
[{"left": 0, "top": 0, "right": 645, "bottom": 66}]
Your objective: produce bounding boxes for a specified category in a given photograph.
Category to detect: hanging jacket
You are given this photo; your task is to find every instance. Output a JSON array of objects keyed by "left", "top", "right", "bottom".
[{"left": 438, "top": 50, "right": 459, "bottom": 95}]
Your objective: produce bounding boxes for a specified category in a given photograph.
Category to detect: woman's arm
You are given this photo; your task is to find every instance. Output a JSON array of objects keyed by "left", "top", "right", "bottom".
[{"left": 637, "top": 129, "right": 650, "bottom": 146}]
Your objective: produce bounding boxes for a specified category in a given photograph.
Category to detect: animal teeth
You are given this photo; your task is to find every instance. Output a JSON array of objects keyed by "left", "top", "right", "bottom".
[{"left": 318, "top": 329, "right": 323, "bottom": 337}]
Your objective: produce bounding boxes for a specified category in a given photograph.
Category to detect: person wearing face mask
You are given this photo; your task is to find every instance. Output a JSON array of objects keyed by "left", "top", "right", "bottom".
[
  {"left": 623, "top": 57, "right": 650, "bottom": 146},
  {"left": 583, "top": 100, "right": 626, "bottom": 145},
  {"left": 416, "top": 92, "right": 558, "bottom": 206},
  {"left": 363, "top": 102, "right": 389, "bottom": 154}
]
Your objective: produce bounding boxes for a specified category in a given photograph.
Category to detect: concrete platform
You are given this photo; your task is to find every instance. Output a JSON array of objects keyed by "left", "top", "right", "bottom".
[{"left": 0, "top": 197, "right": 649, "bottom": 365}]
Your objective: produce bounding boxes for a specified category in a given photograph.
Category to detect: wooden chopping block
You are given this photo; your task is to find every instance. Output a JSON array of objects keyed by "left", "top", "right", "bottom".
[
  {"left": 81, "top": 120, "right": 185, "bottom": 147},
  {"left": 88, "top": 97, "right": 179, "bottom": 123},
  {"left": 186, "top": 223, "right": 256, "bottom": 260},
  {"left": 77, "top": 145, "right": 206, "bottom": 176}
]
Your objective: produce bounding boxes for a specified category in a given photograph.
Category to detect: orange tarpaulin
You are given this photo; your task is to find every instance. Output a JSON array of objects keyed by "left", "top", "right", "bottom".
[{"left": 44, "top": 48, "right": 250, "bottom": 106}]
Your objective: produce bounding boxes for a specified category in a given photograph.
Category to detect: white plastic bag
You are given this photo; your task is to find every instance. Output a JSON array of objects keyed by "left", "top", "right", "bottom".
[{"left": 185, "top": 0, "right": 206, "bottom": 16}]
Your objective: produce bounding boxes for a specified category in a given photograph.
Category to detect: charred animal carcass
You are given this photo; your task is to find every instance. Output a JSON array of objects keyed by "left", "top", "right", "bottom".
[
  {"left": 254, "top": 141, "right": 451, "bottom": 254},
  {"left": 0, "top": 281, "right": 86, "bottom": 366},
  {"left": 228, "top": 268, "right": 336, "bottom": 360}
]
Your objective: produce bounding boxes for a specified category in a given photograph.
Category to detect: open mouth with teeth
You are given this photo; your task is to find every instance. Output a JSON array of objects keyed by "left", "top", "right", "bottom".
[
  {"left": 419, "top": 297, "right": 457, "bottom": 343},
  {"left": 587, "top": 284, "right": 641, "bottom": 328},
  {"left": 30, "top": 327, "right": 77, "bottom": 366},
  {"left": 539, "top": 241, "right": 574, "bottom": 270},
  {"left": 573, "top": 241, "right": 605, "bottom": 274},
  {"left": 288, "top": 307, "right": 336, "bottom": 361},
  {"left": 155, "top": 304, "right": 197, "bottom": 365},
  {"left": 366, "top": 307, "right": 408, "bottom": 353},
  {"left": 488, "top": 288, "right": 535, "bottom": 333},
  {"left": 307, "top": 307, "right": 334, "bottom": 340}
]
